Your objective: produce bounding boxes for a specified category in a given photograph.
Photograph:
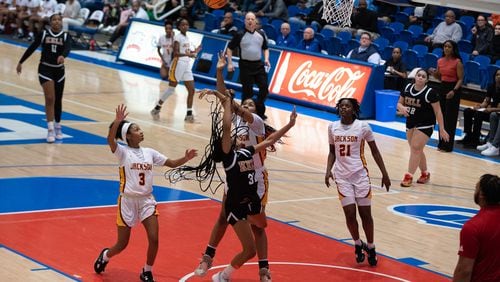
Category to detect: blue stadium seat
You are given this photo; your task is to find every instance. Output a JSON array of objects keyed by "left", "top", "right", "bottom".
[
  {"left": 320, "top": 28, "right": 335, "bottom": 38},
  {"left": 394, "top": 12, "right": 409, "bottom": 25},
  {"left": 262, "top": 24, "right": 278, "bottom": 41},
  {"left": 314, "top": 33, "right": 326, "bottom": 49},
  {"left": 344, "top": 39, "right": 360, "bottom": 56},
  {"left": 325, "top": 36, "right": 342, "bottom": 56},
  {"left": 389, "top": 22, "right": 405, "bottom": 34},
  {"left": 458, "top": 40, "right": 473, "bottom": 53},
  {"left": 393, "top": 41, "right": 409, "bottom": 52},
  {"left": 460, "top": 52, "right": 470, "bottom": 64},
  {"left": 399, "top": 30, "right": 414, "bottom": 45},
  {"left": 464, "top": 61, "right": 482, "bottom": 85},
  {"left": 422, "top": 53, "right": 439, "bottom": 70},
  {"left": 473, "top": 55, "right": 491, "bottom": 70},
  {"left": 270, "top": 19, "right": 284, "bottom": 33},
  {"left": 382, "top": 46, "right": 394, "bottom": 61},
  {"left": 203, "top": 13, "right": 219, "bottom": 32},
  {"left": 287, "top": 4, "right": 300, "bottom": 17},
  {"left": 374, "top": 37, "right": 389, "bottom": 51},
  {"left": 408, "top": 24, "right": 423, "bottom": 39},
  {"left": 380, "top": 26, "right": 395, "bottom": 43},
  {"left": 432, "top": 47, "right": 443, "bottom": 57},
  {"left": 412, "top": 44, "right": 428, "bottom": 58},
  {"left": 403, "top": 49, "right": 419, "bottom": 70},
  {"left": 233, "top": 18, "right": 244, "bottom": 30},
  {"left": 459, "top": 16, "right": 475, "bottom": 30},
  {"left": 482, "top": 65, "right": 500, "bottom": 89},
  {"left": 337, "top": 31, "right": 352, "bottom": 44}
]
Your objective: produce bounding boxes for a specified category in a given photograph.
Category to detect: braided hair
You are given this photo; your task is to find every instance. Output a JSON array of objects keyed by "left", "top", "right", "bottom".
[{"left": 336, "top": 98, "right": 361, "bottom": 119}]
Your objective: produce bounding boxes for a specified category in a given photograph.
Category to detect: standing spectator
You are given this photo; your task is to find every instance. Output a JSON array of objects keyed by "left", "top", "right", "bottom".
[
  {"left": 325, "top": 98, "right": 391, "bottom": 266},
  {"left": 476, "top": 69, "right": 500, "bottom": 157},
  {"left": 452, "top": 174, "right": 500, "bottom": 282},
  {"left": 490, "top": 23, "right": 500, "bottom": 62},
  {"left": 227, "top": 12, "right": 270, "bottom": 119},
  {"left": 275, "top": 22, "right": 296, "bottom": 48},
  {"left": 430, "top": 40, "right": 464, "bottom": 152},
  {"left": 424, "top": 10, "right": 462, "bottom": 49},
  {"left": 255, "top": 0, "right": 288, "bottom": 24},
  {"left": 105, "top": 0, "right": 148, "bottom": 48},
  {"left": 214, "top": 11, "right": 238, "bottom": 37},
  {"left": 460, "top": 69, "right": 500, "bottom": 148},
  {"left": 471, "top": 15, "right": 494, "bottom": 57},
  {"left": 62, "top": 0, "right": 83, "bottom": 31},
  {"left": 384, "top": 47, "right": 407, "bottom": 92},
  {"left": 296, "top": 27, "right": 322, "bottom": 53},
  {"left": 346, "top": 32, "right": 381, "bottom": 65},
  {"left": 397, "top": 69, "right": 449, "bottom": 187}
]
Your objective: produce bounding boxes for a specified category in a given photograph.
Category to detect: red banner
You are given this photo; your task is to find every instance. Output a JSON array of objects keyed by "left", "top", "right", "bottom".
[{"left": 269, "top": 51, "right": 373, "bottom": 107}]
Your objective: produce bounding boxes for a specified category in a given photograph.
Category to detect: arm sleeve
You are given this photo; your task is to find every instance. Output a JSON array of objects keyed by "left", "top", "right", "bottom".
[
  {"left": 458, "top": 222, "right": 479, "bottom": 259},
  {"left": 451, "top": 24, "right": 463, "bottom": 42},
  {"left": 228, "top": 32, "right": 242, "bottom": 51},
  {"left": 18, "top": 32, "right": 43, "bottom": 64},
  {"left": 62, "top": 33, "right": 72, "bottom": 57}
]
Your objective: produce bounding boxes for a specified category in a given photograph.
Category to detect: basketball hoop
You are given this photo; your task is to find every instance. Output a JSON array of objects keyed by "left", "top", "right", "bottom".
[{"left": 322, "top": 0, "right": 354, "bottom": 27}]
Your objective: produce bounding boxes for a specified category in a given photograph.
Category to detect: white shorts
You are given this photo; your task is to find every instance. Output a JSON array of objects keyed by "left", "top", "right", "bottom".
[
  {"left": 335, "top": 169, "right": 372, "bottom": 207},
  {"left": 116, "top": 194, "right": 158, "bottom": 227},
  {"left": 169, "top": 58, "right": 193, "bottom": 82},
  {"left": 224, "top": 167, "right": 269, "bottom": 206}
]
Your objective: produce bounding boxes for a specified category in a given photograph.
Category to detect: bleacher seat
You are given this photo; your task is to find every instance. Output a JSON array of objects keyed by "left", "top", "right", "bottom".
[
  {"left": 422, "top": 53, "right": 439, "bottom": 69},
  {"left": 336, "top": 31, "right": 352, "bottom": 44},
  {"left": 458, "top": 39, "right": 473, "bottom": 53},
  {"left": 482, "top": 65, "right": 500, "bottom": 89},
  {"left": 380, "top": 26, "right": 395, "bottom": 43},
  {"left": 464, "top": 61, "right": 482, "bottom": 85},
  {"left": 344, "top": 39, "right": 360, "bottom": 56},
  {"left": 456, "top": 20, "right": 469, "bottom": 39},
  {"left": 374, "top": 37, "right": 389, "bottom": 51},
  {"left": 203, "top": 13, "right": 219, "bottom": 32},
  {"left": 262, "top": 24, "right": 278, "bottom": 41},
  {"left": 408, "top": 24, "right": 423, "bottom": 40},
  {"left": 393, "top": 41, "right": 409, "bottom": 52},
  {"left": 459, "top": 16, "right": 475, "bottom": 30},
  {"left": 233, "top": 18, "right": 244, "bottom": 30},
  {"left": 389, "top": 22, "right": 405, "bottom": 35},
  {"left": 382, "top": 46, "right": 393, "bottom": 61},
  {"left": 432, "top": 47, "right": 443, "bottom": 57},
  {"left": 394, "top": 12, "right": 409, "bottom": 25},
  {"left": 288, "top": 5, "right": 300, "bottom": 17},
  {"left": 325, "top": 36, "right": 342, "bottom": 56},
  {"left": 69, "top": 9, "right": 103, "bottom": 50},
  {"left": 411, "top": 44, "right": 428, "bottom": 66},
  {"left": 403, "top": 49, "right": 419, "bottom": 70},
  {"left": 212, "top": 9, "right": 224, "bottom": 17},
  {"left": 473, "top": 55, "right": 491, "bottom": 70},
  {"left": 271, "top": 19, "right": 284, "bottom": 33},
  {"left": 460, "top": 52, "right": 470, "bottom": 64},
  {"left": 399, "top": 30, "right": 413, "bottom": 45},
  {"left": 320, "top": 28, "right": 335, "bottom": 38}
]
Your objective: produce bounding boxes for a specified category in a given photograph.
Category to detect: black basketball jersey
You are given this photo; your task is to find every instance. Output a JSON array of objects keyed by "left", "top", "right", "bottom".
[
  {"left": 19, "top": 28, "right": 72, "bottom": 67},
  {"left": 222, "top": 146, "right": 259, "bottom": 206},
  {"left": 401, "top": 83, "right": 440, "bottom": 128}
]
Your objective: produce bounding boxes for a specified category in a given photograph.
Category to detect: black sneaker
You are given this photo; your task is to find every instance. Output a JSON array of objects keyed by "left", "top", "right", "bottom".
[
  {"left": 364, "top": 245, "right": 378, "bottom": 266},
  {"left": 93, "top": 248, "right": 109, "bottom": 274},
  {"left": 140, "top": 269, "right": 155, "bottom": 282},
  {"left": 355, "top": 241, "right": 366, "bottom": 263}
]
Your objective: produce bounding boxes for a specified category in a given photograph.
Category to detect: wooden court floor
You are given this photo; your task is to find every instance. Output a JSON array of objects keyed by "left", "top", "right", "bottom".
[{"left": 0, "top": 41, "right": 498, "bottom": 280}]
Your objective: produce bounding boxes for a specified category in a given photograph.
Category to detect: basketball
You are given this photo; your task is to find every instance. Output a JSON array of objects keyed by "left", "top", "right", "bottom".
[{"left": 203, "top": 0, "right": 228, "bottom": 9}]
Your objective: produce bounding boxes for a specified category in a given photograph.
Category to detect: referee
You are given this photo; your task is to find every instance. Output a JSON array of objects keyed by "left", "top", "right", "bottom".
[{"left": 227, "top": 12, "right": 270, "bottom": 119}]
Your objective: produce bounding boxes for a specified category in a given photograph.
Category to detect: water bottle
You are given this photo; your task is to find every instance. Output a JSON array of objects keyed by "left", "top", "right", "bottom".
[{"left": 89, "top": 39, "right": 95, "bottom": 51}]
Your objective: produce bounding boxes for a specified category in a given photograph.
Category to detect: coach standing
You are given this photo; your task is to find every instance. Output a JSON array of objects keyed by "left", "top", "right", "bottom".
[{"left": 226, "top": 12, "right": 270, "bottom": 119}]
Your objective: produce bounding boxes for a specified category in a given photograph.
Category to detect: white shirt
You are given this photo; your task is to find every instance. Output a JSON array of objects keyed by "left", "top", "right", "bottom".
[
  {"left": 157, "top": 34, "right": 174, "bottom": 66},
  {"left": 114, "top": 144, "right": 167, "bottom": 196},
  {"left": 234, "top": 113, "right": 266, "bottom": 170},
  {"left": 328, "top": 119, "right": 374, "bottom": 178},
  {"left": 174, "top": 32, "right": 193, "bottom": 63},
  {"left": 39, "top": 0, "right": 57, "bottom": 17}
]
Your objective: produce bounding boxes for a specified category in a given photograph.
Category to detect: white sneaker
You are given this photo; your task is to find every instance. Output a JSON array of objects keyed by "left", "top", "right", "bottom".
[
  {"left": 259, "top": 268, "right": 272, "bottom": 282},
  {"left": 212, "top": 272, "right": 229, "bottom": 282},
  {"left": 150, "top": 108, "right": 160, "bottom": 121},
  {"left": 47, "top": 129, "right": 56, "bottom": 143},
  {"left": 194, "top": 254, "right": 212, "bottom": 277},
  {"left": 184, "top": 115, "right": 195, "bottom": 123},
  {"left": 477, "top": 142, "right": 492, "bottom": 151},
  {"left": 481, "top": 146, "right": 499, "bottom": 157},
  {"left": 55, "top": 125, "right": 63, "bottom": 140}
]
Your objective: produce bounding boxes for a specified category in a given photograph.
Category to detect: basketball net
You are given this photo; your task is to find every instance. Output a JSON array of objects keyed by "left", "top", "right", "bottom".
[{"left": 322, "top": 0, "right": 354, "bottom": 27}]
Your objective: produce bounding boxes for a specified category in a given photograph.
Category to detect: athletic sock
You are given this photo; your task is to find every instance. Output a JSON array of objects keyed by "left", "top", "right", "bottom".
[
  {"left": 143, "top": 264, "right": 152, "bottom": 272},
  {"left": 103, "top": 249, "right": 110, "bottom": 262},
  {"left": 205, "top": 245, "right": 216, "bottom": 258},
  {"left": 354, "top": 239, "right": 362, "bottom": 246},
  {"left": 258, "top": 259, "right": 269, "bottom": 269},
  {"left": 222, "top": 265, "right": 236, "bottom": 279},
  {"left": 159, "top": 86, "right": 175, "bottom": 102},
  {"left": 47, "top": 121, "right": 54, "bottom": 130},
  {"left": 367, "top": 243, "right": 375, "bottom": 249},
  {"left": 186, "top": 108, "right": 193, "bottom": 116}
]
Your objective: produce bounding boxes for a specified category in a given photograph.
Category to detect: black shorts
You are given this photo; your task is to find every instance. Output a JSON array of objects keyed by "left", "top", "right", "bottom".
[
  {"left": 407, "top": 125, "right": 434, "bottom": 137},
  {"left": 225, "top": 197, "right": 262, "bottom": 226},
  {"left": 38, "top": 63, "right": 65, "bottom": 85}
]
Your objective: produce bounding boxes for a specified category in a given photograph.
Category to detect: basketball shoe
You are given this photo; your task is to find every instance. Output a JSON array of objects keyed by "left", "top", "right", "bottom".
[
  {"left": 212, "top": 271, "right": 229, "bottom": 282},
  {"left": 477, "top": 142, "right": 492, "bottom": 151},
  {"left": 355, "top": 241, "right": 366, "bottom": 263},
  {"left": 93, "top": 248, "right": 109, "bottom": 274},
  {"left": 194, "top": 254, "right": 213, "bottom": 277},
  {"left": 400, "top": 173, "right": 413, "bottom": 187},
  {"left": 364, "top": 245, "right": 378, "bottom": 266},
  {"left": 184, "top": 114, "right": 195, "bottom": 123},
  {"left": 47, "top": 129, "right": 56, "bottom": 143},
  {"left": 150, "top": 109, "right": 160, "bottom": 121},
  {"left": 259, "top": 267, "right": 272, "bottom": 282},
  {"left": 140, "top": 269, "right": 155, "bottom": 282},
  {"left": 416, "top": 172, "right": 430, "bottom": 184},
  {"left": 55, "top": 124, "right": 63, "bottom": 140}
]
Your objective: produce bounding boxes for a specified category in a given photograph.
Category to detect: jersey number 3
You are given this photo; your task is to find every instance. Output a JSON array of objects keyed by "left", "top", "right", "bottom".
[
  {"left": 139, "top": 173, "right": 145, "bottom": 185},
  {"left": 339, "top": 144, "right": 351, "bottom": 156},
  {"left": 248, "top": 172, "right": 256, "bottom": 185}
]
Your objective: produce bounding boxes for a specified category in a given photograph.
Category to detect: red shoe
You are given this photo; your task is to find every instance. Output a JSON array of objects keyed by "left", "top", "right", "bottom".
[
  {"left": 417, "top": 172, "right": 430, "bottom": 184},
  {"left": 400, "top": 173, "right": 413, "bottom": 187}
]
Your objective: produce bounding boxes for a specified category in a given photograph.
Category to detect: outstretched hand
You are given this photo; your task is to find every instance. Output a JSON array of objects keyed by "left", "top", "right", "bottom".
[
  {"left": 115, "top": 104, "right": 128, "bottom": 122},
  {"left": 216, "top": 51, "right": 226, "bottom": 70},
  {"left": 184, "top": 149, "right": 198, "bottom": 160},
  {"left": 288, "top": 106, "right": 297, "bottom": 126}
]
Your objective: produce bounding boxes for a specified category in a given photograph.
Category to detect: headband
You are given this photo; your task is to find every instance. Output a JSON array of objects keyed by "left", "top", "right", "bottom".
[{"left": 121, "top": 122, "right": 132, "bottom": 141}]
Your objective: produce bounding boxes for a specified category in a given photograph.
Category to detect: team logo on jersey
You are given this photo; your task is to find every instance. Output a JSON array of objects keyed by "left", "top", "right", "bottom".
[
  {"left": 0, "top": 93, "right": 106, "bottom": 145},
  {"left": 388, "top": 204, "right": 478, "bottom": 230}
]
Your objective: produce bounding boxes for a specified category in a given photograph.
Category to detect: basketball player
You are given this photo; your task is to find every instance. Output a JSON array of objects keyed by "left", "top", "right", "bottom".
[
  {"left": 93, "top": 104, "right": 197, "bottom": 282},
  {"left": 16, "top": 13, "right": 71, "bottom": 143},
  {"left": 150, "top": 17, "right": 201, "bottom": 123},
  {"left": 397, "top": 69, "right": 449, "bottom": 187},
  {"left": 194, "top": 52, "right": 273, "bottom": 281},
  {"left": 324, "top": 98, "right": 391, "bottom": 266},
  {"left": 188, "top": 88, "right": 296, "bottom": 282},
  {"left": 150, "top": 20, "right": 175, "bottom": 121}
]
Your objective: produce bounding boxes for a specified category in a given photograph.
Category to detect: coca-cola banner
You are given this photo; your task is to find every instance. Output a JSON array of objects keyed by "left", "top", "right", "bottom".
[{"left": 269, "top": 51, "right": 373, "bottom": 107}]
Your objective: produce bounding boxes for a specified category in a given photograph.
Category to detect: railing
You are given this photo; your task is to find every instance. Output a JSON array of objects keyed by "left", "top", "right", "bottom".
[{"left": 153, "top": 0, "right": 184, "bottom": 21}]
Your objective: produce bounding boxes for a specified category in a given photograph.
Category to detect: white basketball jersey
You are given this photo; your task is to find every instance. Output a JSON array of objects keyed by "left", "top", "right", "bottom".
[
  {"left": 328, "top": 119, "right": 374, "bottom": 178},
  {"left": 174, "top": 32, "right": 192, "bottom": 63},
  {"left": 234, "top": 113, "right": 266, "bottom": 170},
  {"left": 114, "top": 144, "right": 167, "bottom": 196},
  {"left": 157, "top": 34, "right": 174, "bottom": 66}
]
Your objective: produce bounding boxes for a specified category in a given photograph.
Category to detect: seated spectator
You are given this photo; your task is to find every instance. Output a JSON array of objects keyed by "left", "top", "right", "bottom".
[
  {"left": 346, "top": 32, "right": 381, "bottom": 64},
  {"left": 476, "top": 69, "right": 500, "bottom": 156},
  {"left": 491, "top": 23, "right": 500, "bottom": 62},
  {"left": 408, "top": 4, "right": 438, "bottom": 30},
  {"left": 0, "top": 0, "right": 15, "bottom": 33},
  {"left": 471, "top": 15, "right": 494, "bottom": 57},
  {"left": 241, "top": 0, "right": 266, "bottom": 13},
  {"left": 275, "top": 22, "right": 296, "bottom": 48},
  {"left": 105, "top": 0, "right": 148, "bottom": 48},
  {"left": 213, "top": 11, "right": 238, "bottom": 36},
  {"left": 373, "top": 0, "right": 397, "bottom": 23},
  {"left": 27, "top": 0, "right": 58, "bottom": 41},
  {"left": 384, "top": 47, "right": 407, "bottom": 91},
  {"left": 255, "top": 0, "right": 288, "bottom": 23},
  {"left": 424, "top": 10, "right": 462, "bottom": 49},
  {"left": 460, "top": 69, "right": 500, "bottom": 148},
  {"left": 62, "top": 0, "right": 84, "bottom": 31},
  {"left": 16, "top": 0, "right": 40, "bottom": 39},
  {"left": 288, "top": 0, "right": 325, "bottom": 32},
  {"left": 100, "top": 0, "right": 122, "bottom": 32},
  {"left": 296, "top": 27, "right": 321, "bottom": 53},
  {"left": 324, "top": 0, "right": 378, "bottom": 39}
]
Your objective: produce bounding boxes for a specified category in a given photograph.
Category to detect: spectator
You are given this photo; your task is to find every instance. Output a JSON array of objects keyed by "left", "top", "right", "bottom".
[
  {"left": 346, "top": 32, "right": 381, "bottom": 65},
  {"left": 289, "top": 1, "right": 326, "bottom": 32},
  {"left": 424, "top": 10, "right": 462, "bottom": 49},
  {"left": 214, "top": 11, "right": 238, "bottom": 37},
  {"left": 429, "top": 40, "right": 464, "bottom": 152},
  {"left": 255, "top": 0, "right": 288, "bottom": 23},
  {"left": 275, "top": 22, "right": 296, "bottom": 48},
  {"left": 476, "top": 69, "right": 500, "bottom": 157},
  {"left": 105, "top": 0, "right": 148, "bottom": 48},
  {"left": 296, "top": 27, "right": 321, "bottom": 53},
  {"left": 384, "top": 47, "right": 407, "bottom": 91},
  {"left": 471, "top": 15, "right": 494, "bottom": 57},
  {"left": 350, "top": 0, "right": 378, "bottom": 38},
  {"left": 62, "top": 0, "right": 84, "bottom": 31},
  {"left": 227, "top": 12, "right": 270, "bottom": 119},
  {"left": 408, "top": 4, "right": 438, "bottom": 31},
  {"left": 100, "top": 0, "right": 122, "bottom": 32},
  {"left": 26, "top": 0, "right": 58, "bottom": 41},
  {"left": 452, "top": 173, "right": 500, "bottom": 281},
  {"left": 176, "top": 6, "right": 195, "bottom": 29},
  {"left": 491, "top": 23, "right": 500, "bottom": 62},
  {"left": 460, "top": 69, "right": 500, "bottom": 148}
]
